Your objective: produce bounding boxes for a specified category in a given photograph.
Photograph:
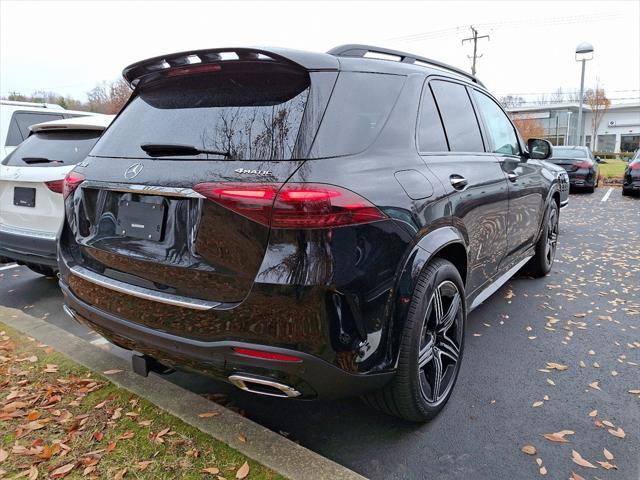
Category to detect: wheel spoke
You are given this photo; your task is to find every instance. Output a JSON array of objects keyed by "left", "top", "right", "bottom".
[
  {"left": 432, "top": 286, "right": 444, "bottom": 325},
  {"left": 437, "top": 333, "right": 460, "bottom": 363},
  {"left": 429, "top": 350, "right": 443, "bottom": 401},
  {"left": 418, "top": 340, "right": 434, "bottom": 368},
  {"left": 438, "top": 292, "right": 460, "bottom": 334}
]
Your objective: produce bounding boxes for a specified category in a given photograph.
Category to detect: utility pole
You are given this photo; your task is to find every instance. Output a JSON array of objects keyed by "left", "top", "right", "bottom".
[{"left": 462, "top": 26, "right": 489, "bottom": 76}]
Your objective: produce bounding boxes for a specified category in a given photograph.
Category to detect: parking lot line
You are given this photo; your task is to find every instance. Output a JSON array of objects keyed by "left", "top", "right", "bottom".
[
  {"left": 601, "top": 187, "right": 613, "bottom": 202},
  {"left": 0, "top": 263, "right": 19, "bottom": 271}
]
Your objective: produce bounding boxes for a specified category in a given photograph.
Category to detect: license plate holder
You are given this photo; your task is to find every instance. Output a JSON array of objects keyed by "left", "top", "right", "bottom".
[
  {"left": 13, "top": 187, "right": 36, "bottom": 207},
  {"left": 116, "top": 200, "right": 165, "bottom": 241}
]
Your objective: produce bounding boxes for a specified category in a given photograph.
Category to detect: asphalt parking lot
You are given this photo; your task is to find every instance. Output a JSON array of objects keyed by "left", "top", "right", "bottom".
[{"left": 1, "top": 187, "right": 639, "bottom": 480}]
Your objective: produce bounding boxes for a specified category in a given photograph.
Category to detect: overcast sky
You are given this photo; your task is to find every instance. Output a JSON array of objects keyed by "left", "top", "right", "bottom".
[{"left": 1, "top": 0, "right": 639, "bottom": 103}]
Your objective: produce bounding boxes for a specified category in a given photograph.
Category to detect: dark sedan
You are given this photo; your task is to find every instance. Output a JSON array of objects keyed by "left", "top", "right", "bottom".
[
  {"left": 547, "top": 146, "right": 600, "bottom": 193},
  {"left": 622, "top": 150, "right": 640, "bottom": 196}
]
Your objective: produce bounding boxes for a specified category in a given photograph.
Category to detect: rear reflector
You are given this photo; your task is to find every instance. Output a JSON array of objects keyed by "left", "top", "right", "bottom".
[
  {"left": 63, "top": 171, "right": 85, "bottom": 199},
  {"left": 45, "top": 179, "right": 64, "bottom": 194},
  {"left": 193, "top": 182, "right": 386, "bottom": 229},
  {"left": 232, "top": 347, "right": 302, "bottom": 363}
]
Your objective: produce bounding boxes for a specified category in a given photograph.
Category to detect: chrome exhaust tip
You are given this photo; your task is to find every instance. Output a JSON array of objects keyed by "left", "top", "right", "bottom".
[{"left": 228, "top": 374, "right": 301, "bottom": 398}]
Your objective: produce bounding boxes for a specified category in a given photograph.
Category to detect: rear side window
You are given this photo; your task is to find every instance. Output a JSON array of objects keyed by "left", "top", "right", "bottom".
[
  {"left": 92, "top": 63, "right": 310, "bottom": 160},
  {"left": 2, "top": 130, "right": 102, "bottom": 167},
  {"left": 5, "top": 112, "right": 65, "bottom": 146},
  {"left": 430, "top": 80, "right": 484, "bottom": 152},
  {"left": 309, "top": 72, "right": 405, "bottom": 158},
  {"left": 417, "top": 83, "right": 448, "bottom": 152}
]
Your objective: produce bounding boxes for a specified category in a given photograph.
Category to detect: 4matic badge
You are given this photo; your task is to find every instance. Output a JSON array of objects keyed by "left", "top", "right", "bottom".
[{"left": 234, "top": 168, "right": 272, "bottom": 176}]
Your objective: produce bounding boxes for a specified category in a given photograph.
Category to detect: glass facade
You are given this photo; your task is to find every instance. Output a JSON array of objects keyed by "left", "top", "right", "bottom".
[{"left": 620, "top": 134, "right": 640, "bottom": 152}]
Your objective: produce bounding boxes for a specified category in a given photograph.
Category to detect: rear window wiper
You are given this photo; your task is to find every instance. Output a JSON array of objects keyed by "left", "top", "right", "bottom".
[
  {"left": 140, "top": 143, "right": 231, "bottom": 158},
  {"left": 22, "top": 157, "right": 63, "bottom": 164}
]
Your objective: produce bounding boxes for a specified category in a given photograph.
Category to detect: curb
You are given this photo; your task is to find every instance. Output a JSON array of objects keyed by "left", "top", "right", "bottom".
[{"left": 0, "top": 305, "right": 367, "bottom": 480}]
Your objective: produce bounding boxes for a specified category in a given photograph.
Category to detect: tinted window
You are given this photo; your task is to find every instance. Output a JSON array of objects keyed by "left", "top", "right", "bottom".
[
  {"left": 9, "top": 112, "right": 65, "bottom": 144},
  {"left": 2, "top": 130, "right": 102, "bottom": 167},
  {"left": 552, "top": 147, "right": 587, "bottom": 159},
  {"left": 92, "top": 64, "right": 310, "bottom": 160},
  {"left": 472, "top": 91, "right": 519, "bottom": 155},
  {"left": 309, "top": 72, "right": 405, "bottom": 158},
  {"left": 430, "top": 81, "right": 484, "bottom": 152},
  {"left": 417, "top": 84, "right": 448, "bottom": 152}
]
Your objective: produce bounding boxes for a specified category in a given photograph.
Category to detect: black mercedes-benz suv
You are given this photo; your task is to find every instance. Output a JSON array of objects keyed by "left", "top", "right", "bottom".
[{"left": 59, "top": 45, "right": 561, "bottom": 422}]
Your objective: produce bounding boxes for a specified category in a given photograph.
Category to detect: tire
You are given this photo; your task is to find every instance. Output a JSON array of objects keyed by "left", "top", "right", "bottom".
[
  {"left": 362, "top": 258, "right": 465, "bottom": 422},
  {"left": 586, "top": 184, "right": 595, "bottom": 193},
  {"left": 26, "top": 264, "right": 57, "bottom": 277},
  {"left": 527, "top": 202, "right": 559, "bottom": 277}
]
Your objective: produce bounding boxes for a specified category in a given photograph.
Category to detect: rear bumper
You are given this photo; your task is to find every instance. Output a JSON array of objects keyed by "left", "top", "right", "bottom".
[
  {"left": 59, "top": 279, "right": 394, "bottom": 399},
  {"left": 567, "top": 170, "right": 596, "bottom": 188},
  {"left": 0, "top": 228, "right": 58, "bottom": 268}
]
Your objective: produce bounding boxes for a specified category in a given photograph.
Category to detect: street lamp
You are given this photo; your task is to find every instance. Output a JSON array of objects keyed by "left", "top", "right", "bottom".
[{"left": 575, "top": 42, "right": 594, "bottom": 146}]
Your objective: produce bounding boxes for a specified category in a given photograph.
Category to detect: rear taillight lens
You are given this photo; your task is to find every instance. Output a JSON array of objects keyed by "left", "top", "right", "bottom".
[
  {"left": 575, "top": 161, "right": 592, "bottom": 169},
  {"left": 63, "top": 171, "right": 85, "bottom": 199},
  {"left": 193, "top": 182, "right": 386, "bottom": 229},
  {"left": 630, "top": 162, "right": 640, "bottom": 170},
  {"left": 45, "top": 179, "right": 64, "bottom": 194}
]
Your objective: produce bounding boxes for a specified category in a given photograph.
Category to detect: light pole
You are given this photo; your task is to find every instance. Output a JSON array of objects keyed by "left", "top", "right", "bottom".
[{"left": 575, "top": 42, "right": 594, "bottom": 146}]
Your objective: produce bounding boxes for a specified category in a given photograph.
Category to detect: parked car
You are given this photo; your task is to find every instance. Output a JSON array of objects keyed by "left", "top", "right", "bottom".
[
  {"left": 541, "top": 160, "right": 569, "bottom": 208},
  {"left": 622, "top": 149, "right": 640, "bottom": 196},
  {"left": 0, "top": 100, "right": 92, "bottom": 160},
  {"left": 547, "top": 145, "right": 600, "bottom": 193},
  {"left": 58, "top": 45, "right": 562, "bottom": 422},
  {"left": 0, "top": 115, "right": 113, "bottom": 275}
]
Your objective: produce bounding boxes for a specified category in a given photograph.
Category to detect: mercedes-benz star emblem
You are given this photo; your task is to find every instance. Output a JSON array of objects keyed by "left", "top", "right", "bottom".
[{"left": 124, "top": 163, "right": 144, "bottom": 179}]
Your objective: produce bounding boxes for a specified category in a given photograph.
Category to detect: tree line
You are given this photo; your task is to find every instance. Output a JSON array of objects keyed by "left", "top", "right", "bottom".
[{"left": 3, "top": 79, "right": 131, "bottom": 114}]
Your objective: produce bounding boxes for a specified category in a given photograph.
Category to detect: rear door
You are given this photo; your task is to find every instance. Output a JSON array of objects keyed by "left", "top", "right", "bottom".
[{"left": 419, "top": 79, "right": 509, "bottom": 296}]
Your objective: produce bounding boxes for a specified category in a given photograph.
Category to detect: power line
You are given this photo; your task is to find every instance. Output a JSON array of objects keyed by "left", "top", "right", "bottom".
[{"left": 461, "top": 26, "right": 489, "bottom": 76}]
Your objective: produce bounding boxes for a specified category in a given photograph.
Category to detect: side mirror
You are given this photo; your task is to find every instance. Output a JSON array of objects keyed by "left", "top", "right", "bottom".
[
  {"left": 595, "top": 156, "right": 601, "bottom": 163},
  {"left": 527, "top": 138, "right": 553, "bottom": 160}
]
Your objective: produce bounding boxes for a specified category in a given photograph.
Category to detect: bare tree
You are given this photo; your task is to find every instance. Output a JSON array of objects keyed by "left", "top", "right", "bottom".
[
  {"left": 499, "top": 95, "right": 526, "bottom": 109},
  {"left": 584, "top": 81, "right": 611, "bottom": 151}
]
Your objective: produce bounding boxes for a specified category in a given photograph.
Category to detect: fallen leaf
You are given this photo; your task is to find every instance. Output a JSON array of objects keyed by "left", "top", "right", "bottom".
[
  {"left": 546, "top": 378, "right": 555, "bottom": 386},
  {"left": 137, "top": 461, "right": 152, "bottom": 471},
  {"left": 238, "top": 434, "right": 247, "bottom": 443},
  {"left": 92, "top": 431, "right": 104, "bottom": 442},
  {"left": 608, "top": 427, "right": 625, "bottom": 438},
  {"left": 571, "top": 450, "right": 597, "bottom": 469},
  {"left": 542, "top": 430, "right": 575, "bottom": 443},
  {"left": 588, "top": 409, "right": 598, "bottom": 417},
  {"left": 597, "top": 461, "right": 617, "bottom": 470},
  {"left": 202, "top": 466, "right": 220, "bottom": 475},
  {"left": 588, "top": 381, "right": 601, "bottom": 390},
  {"left": 198, "top": 412, "right": 219, "bottom": 418},
  {"left": 532, "top": 401, "right": 544, "bottom": 407},
  {"left": 114, "top": 468, "right": 127, "bottom": 480},
  {"left": 603, "top": 448, "right": 614, "bottom": 460},
  {"left": 539, "top": 465, "right": 547, "bottom": 475},
  {"left": 50, "top": 462, "right": 75, "bottom": 478},
  {"left": 102, "top": 369, "right": 123, "bottom": 375},
  {"left": 236, "top": 461, "right": 250, "bottom": 480},
  {"left": 26, "top": 410, "right": 41, "bottom": 421},
  {"left": 27, "top": 465, "right": 38, "bottom": 480},
  {"left": 521, "top": 445, "right": 537, "bottom": 455},
  {"left": 0, "top": 448, "right": 7, "bottom": 462},
  {"left": 546, "top": 362, "right": 569, "bottom": 371},
  {"left": 569, "top": 472, "right": 586, "bottom": 480},
  {"left": 118, "top": 431, "right": 135, "bottom": 440}
]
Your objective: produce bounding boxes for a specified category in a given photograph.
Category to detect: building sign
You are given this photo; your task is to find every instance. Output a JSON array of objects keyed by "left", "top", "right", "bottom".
[{"left": 511, "top": 111, "right": 551, "bottom": 120}]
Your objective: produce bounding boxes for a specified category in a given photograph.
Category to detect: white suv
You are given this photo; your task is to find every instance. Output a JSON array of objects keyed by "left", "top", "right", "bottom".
[
  {"left": 0, "top": 114, "right": 113, "bottom": 274},
  {"left": 0, "top": 100, "right": 93, "bottom": 160}
]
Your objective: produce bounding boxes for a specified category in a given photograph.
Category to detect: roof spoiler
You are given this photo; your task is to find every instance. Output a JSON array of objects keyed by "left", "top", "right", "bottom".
[{"left": 122, "top": 47, "right": 339, "bottom": 87}]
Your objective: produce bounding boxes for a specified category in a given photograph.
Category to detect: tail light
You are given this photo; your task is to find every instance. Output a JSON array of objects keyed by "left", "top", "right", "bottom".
[
  {"left": 193, "top": 182, "right": 386, "bottom": 229},
  {"left": 575, "top": 161, "right": 592, "bottom": 169},
  {"left": 45, "top": 179, "right": 64, "bottom": 194},
  {"left": 63, "top": 171, "right": 85, "bottom": 199},
  {"left": 630, "top": 162, "right": 640, "bottom": 170}
]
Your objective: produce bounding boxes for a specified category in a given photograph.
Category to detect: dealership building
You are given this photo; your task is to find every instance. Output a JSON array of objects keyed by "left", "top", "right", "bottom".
[{"left": 507, "top": 102, "right": 640, "bottom": 153}]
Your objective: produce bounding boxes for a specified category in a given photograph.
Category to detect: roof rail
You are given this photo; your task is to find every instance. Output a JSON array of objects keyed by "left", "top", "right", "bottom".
[{"left": 327, "top": 44, "right": 484, "bottom": 87}]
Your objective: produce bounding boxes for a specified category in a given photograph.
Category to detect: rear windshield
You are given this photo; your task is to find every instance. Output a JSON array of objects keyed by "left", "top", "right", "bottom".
[
  {"left": 551, "top": 148, "right": 587, "bottom": 159},
  {"left": 2, "top": 130, "right": 102, "bottom": 167},
  {"left": 91, "top": 64, "right": 310, "bottom": 160}
]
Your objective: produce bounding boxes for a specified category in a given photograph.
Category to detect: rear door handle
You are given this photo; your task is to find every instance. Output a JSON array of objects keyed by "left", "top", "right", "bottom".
[
  {"left": 507, "top": 172, "right": 518, "bottom": 182},
  {"left": 450, "top": 175, "right": 468, "bottom": 190}
]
